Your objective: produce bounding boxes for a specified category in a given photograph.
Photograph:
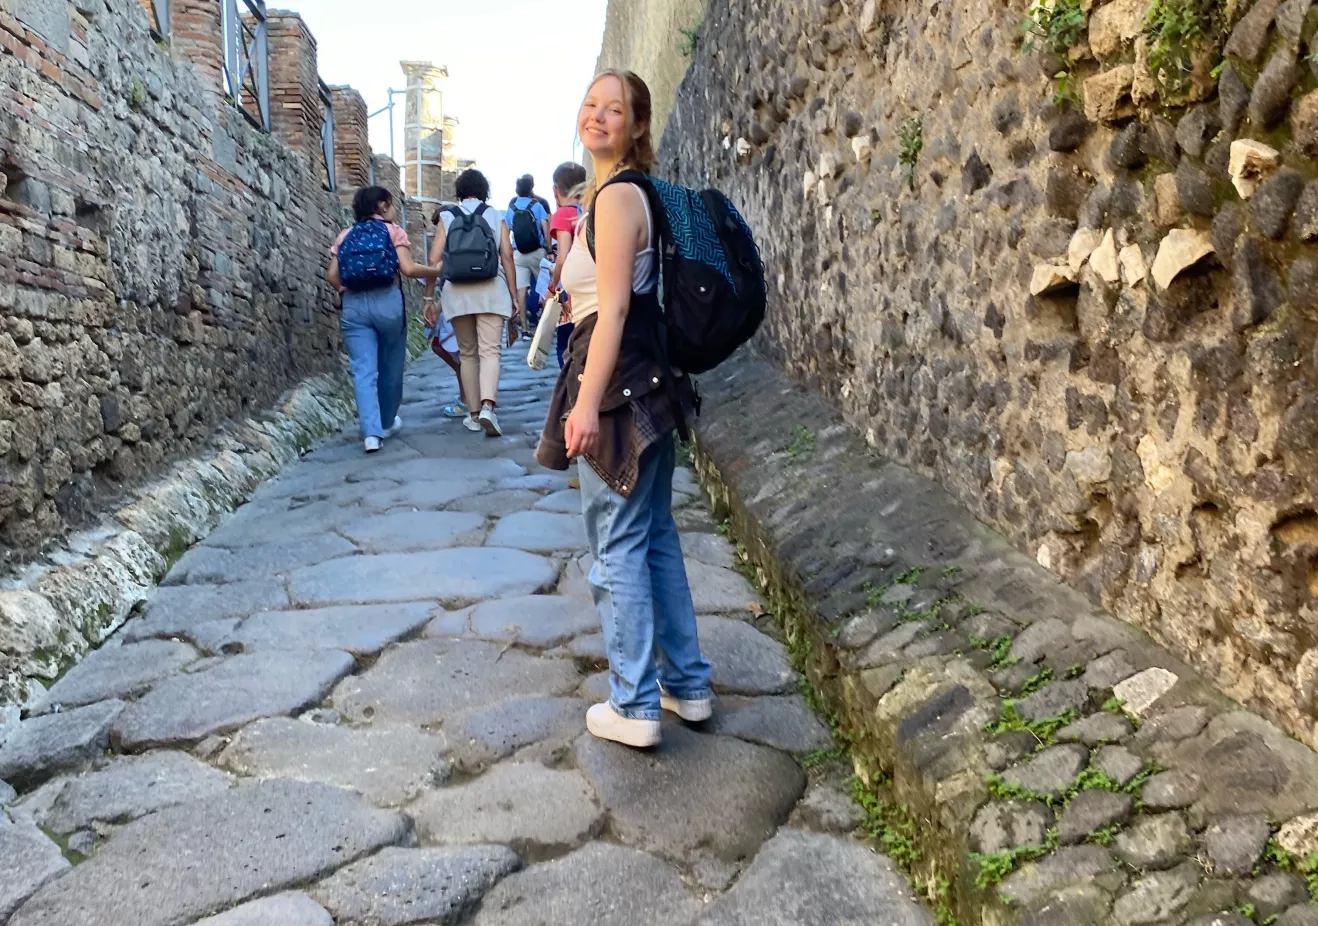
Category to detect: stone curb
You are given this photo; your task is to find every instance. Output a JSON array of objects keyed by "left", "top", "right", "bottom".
[
  {"left": 692, "top": 351, "right": 1318, "bottom": 926},
  {"left": 0, "top": 370, "right": 356, "bottom": 724}
]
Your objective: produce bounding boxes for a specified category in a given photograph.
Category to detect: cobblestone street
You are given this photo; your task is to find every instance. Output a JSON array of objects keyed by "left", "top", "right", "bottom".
[{"left": 0, "top": 348, "right": 932, "bottom": 926}]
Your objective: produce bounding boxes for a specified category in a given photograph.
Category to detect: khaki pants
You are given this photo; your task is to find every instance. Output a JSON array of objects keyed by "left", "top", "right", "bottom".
[{"left": 452, "top": 313, "right": 504, "bottom": 406}]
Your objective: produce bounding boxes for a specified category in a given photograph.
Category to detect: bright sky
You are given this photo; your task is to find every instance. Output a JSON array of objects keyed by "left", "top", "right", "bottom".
[{"left": 279, "top": 0, "right": 608, "bottom": 205}]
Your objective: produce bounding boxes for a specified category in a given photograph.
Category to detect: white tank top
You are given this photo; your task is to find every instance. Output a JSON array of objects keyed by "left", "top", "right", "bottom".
[{"left": 561, "top": 183, "right": 656, "bottom": 325}]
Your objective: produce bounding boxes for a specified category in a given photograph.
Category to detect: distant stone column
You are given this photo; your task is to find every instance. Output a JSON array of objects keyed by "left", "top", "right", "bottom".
[{"left": 400, "top": 61, "right": 447, "bottom": 251}]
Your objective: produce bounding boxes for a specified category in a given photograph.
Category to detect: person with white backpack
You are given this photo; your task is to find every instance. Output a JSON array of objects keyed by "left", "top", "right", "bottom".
[{"left": 423, "top": 169, "right": 518, "bottom": 437}]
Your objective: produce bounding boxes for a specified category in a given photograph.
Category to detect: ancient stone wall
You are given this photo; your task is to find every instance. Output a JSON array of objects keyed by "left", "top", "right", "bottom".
[
  {"left": 0, "top": 0, "right": 380, "bottom": 569},
  {"left": 655, "top": 0, "right": 1318, "bottom": 742},
  {"left": 595, "top": 0, "right": 706, "bottom": 143}
]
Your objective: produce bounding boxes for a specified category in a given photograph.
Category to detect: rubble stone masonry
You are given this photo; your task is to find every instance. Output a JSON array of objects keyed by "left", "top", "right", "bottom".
[
  {"left": 0, "top": 0, "right": 371, "bottom": 569},
  {"left": 635, "top": 0, "right": 1318, "bottom": 744}
]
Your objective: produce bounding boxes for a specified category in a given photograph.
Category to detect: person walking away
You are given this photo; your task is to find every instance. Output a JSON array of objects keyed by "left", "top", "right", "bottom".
[
  {"left": 545, "top": 162, "right": 587, "bottom": 369},
  {"left": 536, "top": 71, "right": 712, "bottom": 748},
  {"left": 329, "top": 186, "right": 441, "bottom": 454},
  {"left": 427, "top": 208, "right": 479, "bottom": 430},
  {"left": 425, "top": 169, "right": 518, "bottom": 437},
  {"left": 506, "top": 174, "right": 551, "bottom": 333}
]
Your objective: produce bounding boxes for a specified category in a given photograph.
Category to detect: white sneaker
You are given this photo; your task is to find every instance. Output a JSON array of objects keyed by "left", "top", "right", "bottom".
[
  {"left": 461, "top": 414, "right": 482, "bottom": 432},
  {"left": 660, "top": 689, "right": 713, "bottom": 722},
  {"left": 363, "top": 436, "right": 382, "bottom": 454},
  {"left": 478, "top": 405, "right": 502, "bottom": 437},
  {"left": 586, "top": 702, "right": 661, "bottom": 748},
  {"left": 384, "top": 416, "right": 402, "bottom": 438}
]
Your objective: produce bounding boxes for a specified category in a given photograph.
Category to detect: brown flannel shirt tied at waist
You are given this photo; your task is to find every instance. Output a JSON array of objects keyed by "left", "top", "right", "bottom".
[{"left": 535, "top": 311, "right": 696, "bottom": 498}]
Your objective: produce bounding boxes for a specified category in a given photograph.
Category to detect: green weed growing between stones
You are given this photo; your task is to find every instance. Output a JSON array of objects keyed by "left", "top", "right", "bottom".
[
  {"left": 970, "top": 828, "right": 1058, "bottom": 888},
  {"left": 1143, "top": 0, "right": 1226, "bottom": 95},
  {"left": 863, "top": 581, "right": 889, "bottom": 608},
  {"left": 784, "top": 425, "right": 816, "bottom": 461},
  {"left": 913, "top": 874, "right": 958, "bottom": 926},
  {"left": 1261, "top": 840, "right": 1318, "bottom": 900},
  {"left": 1101, "top": 696, "right": 1126, "bottom": 713},
  {"left": 1021, "top": 0, "right": 1085, "bottom": 57},
  {"left": 987, "top": 635, "right": 1016, "bottom": 668},
  {"left": 679, "top": 18, "right": 704, "bottom": 57},
  {"left": 897, "top": 116, "right": 922, "bottom": 191},
  {"left": 1019, "top": 666, "right": 1054, "bottom": 696},
  {"left": 984, "top": 701, "right": 1079, "bottom": 744},
  {"left": 1088, "top": 823, "right": 1122, "bottom": 846},
  {"left": 849, "top": 774, "right": 922, "bottom": 869},
  {"left": 984, "top": 772, "right": 1046, "bottom": 803},
  {"left": 1073, "top": 766, "right": 1123, "bottom": 792},
  {"left": 129, "top": 79, "right": 146, "bottom": 110},
  {"left": 896, "top": 565, "right": 925, "bottom": 584}
]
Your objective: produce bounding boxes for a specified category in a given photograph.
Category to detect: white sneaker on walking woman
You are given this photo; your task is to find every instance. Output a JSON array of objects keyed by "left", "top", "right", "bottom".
[
  {"left": 462, "top": 414, "right": 482, "bottom": 432},
  {"left": 659, "top": 688, "right": 713, "bottom": 722},
  {"left": 586, "top": 702, "right": 660, "bottom": 748},
  {"left": 478, "top": 405, "right": 502, "bottom": 437}
]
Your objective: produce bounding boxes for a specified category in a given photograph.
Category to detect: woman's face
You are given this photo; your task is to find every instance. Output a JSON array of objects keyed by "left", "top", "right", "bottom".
[{"left": 578, "top": 75, "right": 633, "bottom": 159}]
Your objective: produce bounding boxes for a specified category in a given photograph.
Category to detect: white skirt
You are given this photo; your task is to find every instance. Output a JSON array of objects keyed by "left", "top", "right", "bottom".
[{"left": 441, "top": 275, "right": 513, "bottom": 321}]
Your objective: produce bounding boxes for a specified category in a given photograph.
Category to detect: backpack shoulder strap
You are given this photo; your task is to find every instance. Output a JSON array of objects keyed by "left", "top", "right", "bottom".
[{"left": 586, "top": 171, "right": 668, "bottom": 261}]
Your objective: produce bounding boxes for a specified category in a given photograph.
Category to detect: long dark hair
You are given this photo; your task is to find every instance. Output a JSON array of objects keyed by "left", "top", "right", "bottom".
[{"left": 352, "top": 186, "right": 392, "bottom": 222}]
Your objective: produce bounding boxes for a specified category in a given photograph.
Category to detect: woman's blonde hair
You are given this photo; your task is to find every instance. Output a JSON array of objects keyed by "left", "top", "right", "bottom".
[{"left": 581, "top": 69, "right": 655, "bottom": 206}]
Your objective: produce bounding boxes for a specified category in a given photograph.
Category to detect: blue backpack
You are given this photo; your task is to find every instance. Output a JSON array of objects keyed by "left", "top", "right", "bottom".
[
  {"left": 338, "top": 219, "right": 400, "bottom": 292},
  {"left": 589, "top": 170, "right": 765, "bottom": 375}
]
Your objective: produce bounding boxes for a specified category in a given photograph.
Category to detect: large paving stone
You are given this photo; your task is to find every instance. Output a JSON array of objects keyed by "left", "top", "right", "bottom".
[
  {"left": 485, "top": 511, "right": 587, "bottom": 553},
  {"left": 533, "top": 489, "right": 581, "bottom": 513},
  {"left": 495, "top": 473, "right": 572, "bottom": 493},
  {"left": 0, "top": 820, "right": 70, "bottom": 922},
  {"left": 339, "top": 510, "right": 488, "bottom": 553},
  {"left": 574, "top": 724, "right": 805, "bottom": 868},
  {"left": 311, "top": 846, "right": 520, "bottom": 926},
  {"left": 0, "top": 700, "right": 124, "bottom": 790},
  {"left": 412, "top": 762, "right": 602, "bottom": 860},
  {"left": 219, "top": 717, "right": 448, "bottom": 807},
  {"left": 370, "top": 457, "right": 526, "bottom": 484},
  {"left": 112, "top": 650, "right": 355, "bottom": 749},
  {"left": 201, "top": 499, "right": 366, "bottom": 548},
  {"left": 686, "top": 558, "right": 762, "bottom": 613},
  {"left": 332, "top": 639, "right": 581, "bottom": 726},
  {"left": 374, "top": 479, "right": 491, "bottom": 511},
  {"left": 288, "top": 549, "right": 559, "bottom": 608},
  {"left": 193, "top": 892, "right": 332, "bottom": 926},
  {"left": 447, "top": 489, "right": 542, "bottom": 517},
  {"left": 165, "top": 535, "right": 359, "bottom": 585},
  {"left": 711, "top": 695, "right": 832, "bottom": 753},
  {"left": 131, "top": 580, "right": 291, "bottom": 636},
  {"left": 8, "top": 780, "right": 408, "bottom": 926},
  {"left": 37, "top": 751, "right": 233, "bottom": 835},
  {"left": 681, "top": 532, "right": 737, "bottom": 569},
  {"left": 444, "top": 696, "right": 586, "bottom": 772},
  {"left": 696, "top": 828, "right": 932, "bottom": 925},
  {"left": 472, "top": 842, "right": 700, "bottom": 926},
  {"left": 224, "top": 602, "right": 435, "bottom": 657},
  {"left": 32, "top": 640, "right": 198, "bottom": 713},
  {"left": 468, "top": 595, "right": 599, "bottom": 648},
  {"left": 699, "top": 616, "right": 798, "bottom": 695}
]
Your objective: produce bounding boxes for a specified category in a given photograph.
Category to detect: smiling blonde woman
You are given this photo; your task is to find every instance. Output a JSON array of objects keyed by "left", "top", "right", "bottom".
[{"left": 536, "top": 71, "right": 712, "bottom": 749}]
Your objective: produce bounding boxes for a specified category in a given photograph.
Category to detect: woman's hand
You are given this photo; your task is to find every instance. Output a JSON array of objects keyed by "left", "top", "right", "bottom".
[
  {"left": 564, "top": 403, "right": 600, "bottom": 459},
  {"left": 423, "top": 299, "right": 439, "bottom": 327}
]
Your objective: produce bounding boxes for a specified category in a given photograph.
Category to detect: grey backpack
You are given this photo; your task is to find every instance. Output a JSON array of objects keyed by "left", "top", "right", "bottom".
[{"left": 444, "top": 204, "right": 499, "bottom": 283}]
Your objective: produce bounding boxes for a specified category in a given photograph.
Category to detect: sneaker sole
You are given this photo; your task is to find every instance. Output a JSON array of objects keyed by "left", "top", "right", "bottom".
[
  {"left": 479, "top": 417, "right": 501, "bottom": 438},
  {"left": 586, "top": 712, "right": 662, "bottom": 748},
  {"left": 660, "top": 694, "right": 713, "bottom": 722}
]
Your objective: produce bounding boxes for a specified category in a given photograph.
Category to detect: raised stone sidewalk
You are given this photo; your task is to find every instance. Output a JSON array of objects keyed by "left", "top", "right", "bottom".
[
  {"left": 0, "top": 347, "right": 931, "bottom": 926},
  {"left": 694, "top": 352, "right": 1318, "bottom": 926}
]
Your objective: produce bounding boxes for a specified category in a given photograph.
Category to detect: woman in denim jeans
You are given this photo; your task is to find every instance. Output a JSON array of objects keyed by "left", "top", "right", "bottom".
[
  {"left": 536, "top": 70, "right": 712, "bottom": 748},
  {"left": 328, "top": 187, "right": 440, "bottom": 453}
]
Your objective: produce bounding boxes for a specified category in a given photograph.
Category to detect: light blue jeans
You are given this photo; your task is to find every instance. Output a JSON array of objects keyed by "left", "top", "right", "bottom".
[
  {"left": 580, "top": 433, "right": 714, "bottom": 720},
  {"left": 341, "top": 285, "right": 406, "bottom": 439}
]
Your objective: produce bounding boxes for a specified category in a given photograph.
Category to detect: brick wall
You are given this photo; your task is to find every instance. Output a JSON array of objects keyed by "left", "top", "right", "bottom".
[
  {"left": 0, "top": 0, "right": 375, "bottom": 568},
  {"left": 330, "top": 85, "right": 370, "bottom": 194}
]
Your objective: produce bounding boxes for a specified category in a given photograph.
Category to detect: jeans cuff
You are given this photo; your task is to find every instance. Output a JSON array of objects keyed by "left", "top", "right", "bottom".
[
  {"left": 610, "top": 700, "right": 661, "bottom": 722},
  {"left": 660, "top": 684, "right": 714, "bottom": 702}
]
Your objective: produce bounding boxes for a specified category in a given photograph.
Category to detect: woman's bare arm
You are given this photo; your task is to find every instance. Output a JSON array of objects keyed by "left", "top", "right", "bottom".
[
  {"left": 327, "top": 256, "right": 341, "bottom": 289},
  {"left": 396, "top": 246, "right": 440, "bottom": 280}
]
